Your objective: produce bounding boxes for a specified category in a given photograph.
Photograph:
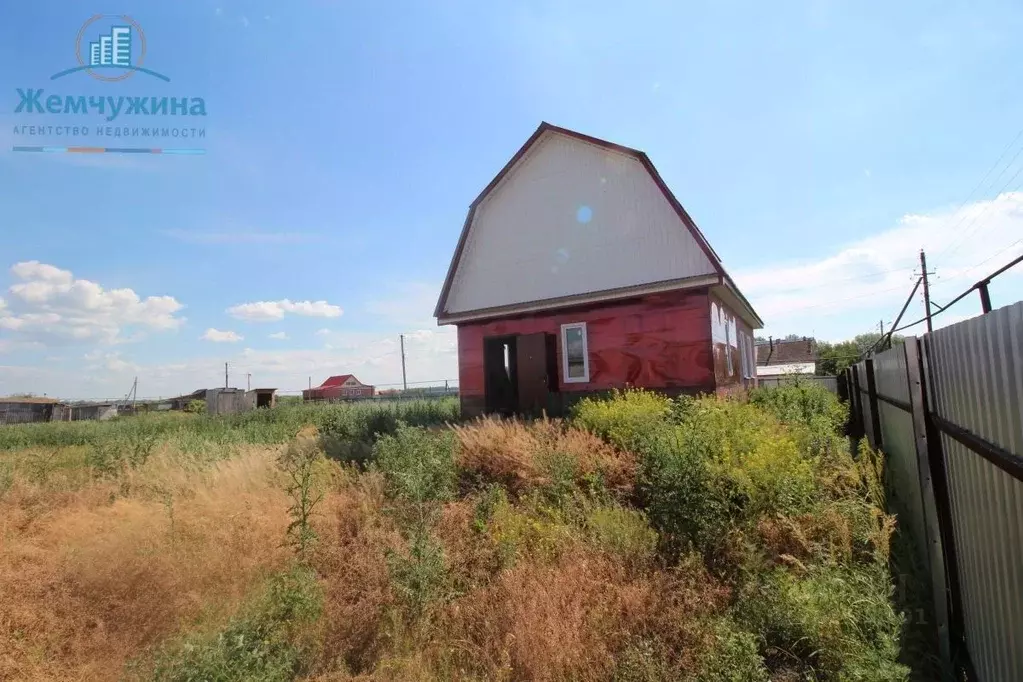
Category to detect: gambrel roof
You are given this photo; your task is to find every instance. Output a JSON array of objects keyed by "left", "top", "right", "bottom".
[{"left": 435, "top": 122, "right": 762, "bottom": 329}]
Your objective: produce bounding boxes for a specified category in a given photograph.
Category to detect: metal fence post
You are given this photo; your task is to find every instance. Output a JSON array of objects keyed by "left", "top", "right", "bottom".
[
  {"left": 864, "top": 358, "right": 883, "bottom": 450},
  {"left": 850, "top": 365, "right": 864, "bottom": 440},
  {"left": 904, "top": 337, "right": 954, "bottom": 668}
]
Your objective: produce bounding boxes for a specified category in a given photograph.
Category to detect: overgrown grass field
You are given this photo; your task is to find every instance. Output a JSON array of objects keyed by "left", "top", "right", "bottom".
[{"left": 0, "top": 389, "right": 938, "bottom": 680}]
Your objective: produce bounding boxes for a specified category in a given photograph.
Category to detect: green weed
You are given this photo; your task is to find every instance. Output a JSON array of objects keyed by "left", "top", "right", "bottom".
[{"left": 143, "top": 566, "right": 323, "bottom": 682}]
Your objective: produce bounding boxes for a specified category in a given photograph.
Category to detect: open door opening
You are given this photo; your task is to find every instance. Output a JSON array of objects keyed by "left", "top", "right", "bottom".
[{"left": 484, "top": 335, "right": 518, "bottom": 416}]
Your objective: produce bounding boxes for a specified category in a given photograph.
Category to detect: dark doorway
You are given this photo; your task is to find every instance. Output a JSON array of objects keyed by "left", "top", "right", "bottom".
[
  {"left": 484, "top": 335, "right": 518, "bottom": 415},
  {"left": 255, "top": 391, "right": 273, "bottom": 408}
]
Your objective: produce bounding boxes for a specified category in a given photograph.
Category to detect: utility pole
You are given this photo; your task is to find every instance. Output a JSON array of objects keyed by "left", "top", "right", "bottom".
[
  {"left": 308, "top": 376, "right": 311, "bottom": 390},
  {"left": 919, "top": 249, "right": 933, "bottom": 333},
  {"left": 400, "top": 334, "right": 407, "bottom": 391},
  {"left": 246, "top": 373, "right": 251, "bottom": 391},
  {"left": 225, "top": 362, "right": 229, "bottom": 389},
  {"left": 878, "top": 320, "right": 885, "bottom": 351}
]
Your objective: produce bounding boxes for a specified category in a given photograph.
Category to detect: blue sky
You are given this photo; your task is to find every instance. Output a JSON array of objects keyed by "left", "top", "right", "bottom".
[{"left": 2, "top": 1, "right": 1023, "bottom": 399}]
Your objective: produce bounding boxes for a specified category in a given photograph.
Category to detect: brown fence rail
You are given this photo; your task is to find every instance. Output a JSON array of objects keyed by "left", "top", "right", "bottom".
[{"left": 847, "top": 300, "right": 1023, "bottom": 681}]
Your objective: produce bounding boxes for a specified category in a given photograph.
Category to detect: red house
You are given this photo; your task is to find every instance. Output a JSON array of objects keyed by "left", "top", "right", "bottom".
[
  {"left": 434, "top": 123, "right": 763, "bottom": 417},
  {"left": 302, "top": 374, "right": 375, "bottom": 401}
]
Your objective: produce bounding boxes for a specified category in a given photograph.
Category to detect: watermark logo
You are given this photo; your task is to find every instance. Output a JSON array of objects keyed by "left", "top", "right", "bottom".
[
  {"left": 51, "top": 15, "right": 169, "bottom": 82},
  {"left": 10, "top": 14, "right": 207, "bottom": 154}
]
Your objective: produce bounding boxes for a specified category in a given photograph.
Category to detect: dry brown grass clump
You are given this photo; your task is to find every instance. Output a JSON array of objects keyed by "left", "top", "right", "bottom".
[
  {"left": 312, "top": 468, "right": 404, "bottom": 676},
  {"left": 425, "top": 548, "right": 729, "bottom": 682},
  {"left": 0, "top": 448, "right": 291, "bottom": 681},
  {"left": 453, "top": 417, "right": 636, "bottom": 495}
]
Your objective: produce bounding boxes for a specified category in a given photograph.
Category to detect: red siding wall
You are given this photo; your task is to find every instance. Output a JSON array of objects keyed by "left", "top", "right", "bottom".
[{"left": 457, "top": 289, "right": 715, "bottom": 408}]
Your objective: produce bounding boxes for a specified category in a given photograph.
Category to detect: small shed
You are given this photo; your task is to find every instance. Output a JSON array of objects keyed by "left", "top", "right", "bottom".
[
  {"left": 434, "top": 122, "right": 763, "bottom": 417},
  {"left": 303, "top": 375, "right": 375, "bottom": 401},
  {"left": 67, "top": 402, "right": 119, "bottom": 422},
  {"left": 205, "top": 387, "right": 278, "bottom": 415},
  {"left": 250, "top": 388, "right": 277, "bottom": 409},
  {"left": 0, "top": 396, "right": 62, "bottom": 425}
]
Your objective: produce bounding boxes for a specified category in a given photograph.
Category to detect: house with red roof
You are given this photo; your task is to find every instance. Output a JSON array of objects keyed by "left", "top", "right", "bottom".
[{"left": 302, "top": 374, "right": 375, "bottom": 401}]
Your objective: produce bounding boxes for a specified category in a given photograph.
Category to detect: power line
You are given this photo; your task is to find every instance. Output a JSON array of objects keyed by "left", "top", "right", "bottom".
[
  {"left": 749, "top": 267, "right": 915, "bottom": 297},
  {"left": 883, "top": 251, "right": 1023, "bottom": 339},
  {"left": 938, "top": 165, "right": 1023, "bottom": 262},
  {"left": 934, "top": 126, "right": 1023, "bottom": 262},
  {"left": 763, "top": 282, "right": 913, "bottom": 315}
]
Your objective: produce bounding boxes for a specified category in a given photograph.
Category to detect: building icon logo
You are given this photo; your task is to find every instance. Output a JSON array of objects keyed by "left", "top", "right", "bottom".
[{"left": 51, "top": 15, "right": 170, "bottom": 82}]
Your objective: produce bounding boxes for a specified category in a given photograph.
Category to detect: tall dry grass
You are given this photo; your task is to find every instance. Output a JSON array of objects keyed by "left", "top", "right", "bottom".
[
  {"left": 453, "top": 417, "right": 636, "bottom": 495},
  {"left": 0, "top": 446, "right": 292, "bottom": 681}
]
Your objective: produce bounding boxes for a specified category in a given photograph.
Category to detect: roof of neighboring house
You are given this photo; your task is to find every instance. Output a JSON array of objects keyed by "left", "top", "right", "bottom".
[
  {"left": 434, "top": 121, "right": 763, "bottom": 329},
  {"left": 320, "top": 375, "right": 355, "bottom": 387},
  {"left": 0, "top": 396, "right": 60, "bottom": 404},
  {"left": 757, "top": 339, "right": 817, "bottom": 366}
]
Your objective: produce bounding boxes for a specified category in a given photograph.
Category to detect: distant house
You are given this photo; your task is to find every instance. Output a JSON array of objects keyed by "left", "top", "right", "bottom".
[
  {"left": 303, "top": 375, "right": 375, "bottom": 401},
  {"left": 756, "top": 337, "right": 818, "bottom": 376},
  {"left": 434, "top": 122, "right": 763, "bottom": 417}
]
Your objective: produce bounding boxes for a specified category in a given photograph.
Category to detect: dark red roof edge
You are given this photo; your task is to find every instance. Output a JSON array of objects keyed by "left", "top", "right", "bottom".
[{"left": 434, "top": 122, "right": 760, "bottom": 326}]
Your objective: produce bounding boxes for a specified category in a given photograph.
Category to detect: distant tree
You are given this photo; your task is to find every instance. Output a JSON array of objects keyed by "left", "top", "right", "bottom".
[
  {"left": 783, "top": 334, "right": 804, "bottom": 341},
  {"left": 816, "top": 332, "right": 904, "bottom": 376}
]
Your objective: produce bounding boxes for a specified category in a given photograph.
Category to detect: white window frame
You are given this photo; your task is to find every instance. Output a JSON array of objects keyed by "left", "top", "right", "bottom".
[{"left": 560, "top": 322, "right": 590, "bottom": 383}]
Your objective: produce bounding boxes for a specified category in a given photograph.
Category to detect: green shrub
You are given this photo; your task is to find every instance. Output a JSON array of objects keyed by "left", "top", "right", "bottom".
[
  {"left": 386, "top": 529, "right": 450, "bottom": 617},
  {"left": 184, "top": 399, "right": 207, "bottom": 414},
  {"left": 145, "top": 566, "right": 322, "bottom": 682},
  {"left": 736, "top": 564, "right": 908, "bottom": 680},
  {"left": 572, "top": 389, "right": 673, "bottom": 451},
  {"left": 277, "top": 433, "right": 329, "bottom": 559},
  {"left": 636, "top": 425, "right": 734, "bottom": 558},
  {"left": 694, "top": 617, "right": 770, "bottom": 682},
  {"left": 584, "top": 505, "right": 658, "bottom": 565},
  {"left": 374, "top": 425, "right": 457, "bottom": 506},
  {"left": 749, "top": 379, "right": 847, "bottom": 435}
]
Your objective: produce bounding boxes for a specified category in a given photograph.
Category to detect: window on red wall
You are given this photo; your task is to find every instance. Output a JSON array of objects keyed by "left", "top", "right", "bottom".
[{"left": 561, "top": 322, "right": 590, "bottom": 383}]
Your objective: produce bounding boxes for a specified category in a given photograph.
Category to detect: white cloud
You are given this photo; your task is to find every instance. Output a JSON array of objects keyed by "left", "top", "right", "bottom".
[
  {"left": 268, "top": 331, "right": 289, "bottom": 340},
  {"left": 1, "top": 261, "right": 185, "bottom": 346},
  {"left": 84, "top": 351, "right": 141, "bottom": 374},
  {"left": 201, "top": 328, "right": 243, "bottom": 343},
  {"left": 227, "top": 299, "right": 343, "bottom": 322},
  {"left": 735, "top": 192, "right": 1023, "bottom": 341},
  {"left": 315, "top": 328, "right": 332, "bottom": 336}
]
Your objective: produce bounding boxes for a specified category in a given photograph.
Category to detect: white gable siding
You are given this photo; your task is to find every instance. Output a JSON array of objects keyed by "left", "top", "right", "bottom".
[{"left": 443, "top": 132, "right": 717, "bottom": 315}]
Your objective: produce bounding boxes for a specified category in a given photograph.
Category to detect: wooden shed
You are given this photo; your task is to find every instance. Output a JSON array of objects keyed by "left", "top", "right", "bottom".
[{"left": 435, "top": 122, "right": 763, "bottom": 417}]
